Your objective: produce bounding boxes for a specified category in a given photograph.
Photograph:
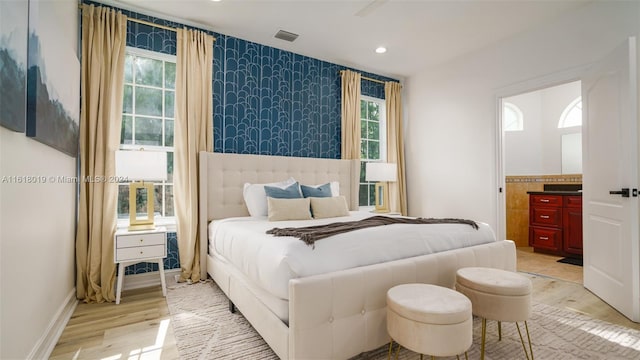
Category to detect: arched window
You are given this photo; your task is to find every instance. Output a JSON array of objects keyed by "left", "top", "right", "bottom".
[
  {"left": 503, "top": 102, "right": 523, "bottom": 131},
  {"left": 558, "top": 97, "right": 582, "bottom": 128}
]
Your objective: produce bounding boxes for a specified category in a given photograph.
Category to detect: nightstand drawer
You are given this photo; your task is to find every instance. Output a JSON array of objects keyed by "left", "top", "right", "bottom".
[
  {"left": 116, "top": 244, "right": 166, "bottom": 262},
  {"left": 117, "top": 232, "right": 165, "bottom": 249}
]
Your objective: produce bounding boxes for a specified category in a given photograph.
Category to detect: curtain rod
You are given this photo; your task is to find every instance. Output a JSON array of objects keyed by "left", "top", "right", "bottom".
[
  {"left": 78, "top": 4, "right": 216, "bottom": 41},
  {"left": 339, "top": 70, "right": 401, "bottom": 86}
]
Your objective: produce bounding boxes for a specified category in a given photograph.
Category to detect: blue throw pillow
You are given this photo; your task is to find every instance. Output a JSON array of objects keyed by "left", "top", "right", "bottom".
[
  {"left": 264, "top": 182, "right": 302, "bottom": 199},
  {"left": 301, "top": 183, "right": 332, "bottom": 198}
]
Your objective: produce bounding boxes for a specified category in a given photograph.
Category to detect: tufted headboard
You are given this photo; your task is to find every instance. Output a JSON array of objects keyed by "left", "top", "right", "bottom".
[{"left": 198, "top": 151, "right": 360, "bottom": 278}]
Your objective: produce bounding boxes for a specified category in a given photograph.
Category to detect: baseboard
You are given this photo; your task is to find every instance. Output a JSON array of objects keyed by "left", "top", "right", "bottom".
[
  {"left": 28, "top": 288, "right": 78, "bottom": 360},
  {"left": 122, "top": 268, "right": 181, "bottom": 291}
]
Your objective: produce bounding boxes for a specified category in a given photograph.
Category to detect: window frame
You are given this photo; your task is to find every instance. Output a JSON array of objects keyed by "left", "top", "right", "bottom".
[
  {"left": 359, "top": 95, "right": 387, "bottom": 209},
  {"left": 558, "top": 96, "right": 582, "bottom": 128},
  {"left": 503, "top": 102, "right": 524, "bottom": 132},
  {"left": 117, "top": 47, "right": 177, "bottom": 230}
]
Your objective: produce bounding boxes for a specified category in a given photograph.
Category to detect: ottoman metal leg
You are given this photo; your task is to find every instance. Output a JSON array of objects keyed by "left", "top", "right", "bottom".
[
  {"left": 516, "top": 321, "right": 534, "bottom": 360},
  {"left": 498, "top": 321, "right": 502, "bottom": 341},
  {"left": 480, "top": 318, "right": 487, "bottom": 360}
]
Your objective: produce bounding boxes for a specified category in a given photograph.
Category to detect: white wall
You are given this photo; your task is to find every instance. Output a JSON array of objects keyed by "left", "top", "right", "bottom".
[
  {"left": 505, "top": 81, "right": 581, "bottom": 175},
  {"left": 0, "top": 0, "right": 78, "bottom": 358},
  {"left": 405, "top": 1, "right": 640, "bottom": 232}
]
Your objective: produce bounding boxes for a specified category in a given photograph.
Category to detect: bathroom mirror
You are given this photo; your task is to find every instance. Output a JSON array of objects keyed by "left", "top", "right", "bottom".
[{"left": 561, "top": 132, "right": 582, "bottom": 174}]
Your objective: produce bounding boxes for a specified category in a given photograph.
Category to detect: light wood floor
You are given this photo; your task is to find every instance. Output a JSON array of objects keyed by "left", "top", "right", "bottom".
[{"left": 50, "top": 248, "right": 640, "bottom": 359}]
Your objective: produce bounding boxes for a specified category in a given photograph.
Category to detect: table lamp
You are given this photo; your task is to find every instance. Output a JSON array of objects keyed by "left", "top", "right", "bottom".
[
  {"left": 365, "top": 162, "right": 397, "bottom": 213},
  {"left": 115, "top": 150, "right": 167, "bottom": 231}
]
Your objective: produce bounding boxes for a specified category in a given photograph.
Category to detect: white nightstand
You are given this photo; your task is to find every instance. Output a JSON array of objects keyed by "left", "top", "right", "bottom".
[{"left": 114, "top": 227, "right": 167, "bottom": 304}]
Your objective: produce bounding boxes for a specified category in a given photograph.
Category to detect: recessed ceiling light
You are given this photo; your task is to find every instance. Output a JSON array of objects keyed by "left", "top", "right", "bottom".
[
  {"left": 211, "top": 0, "right": 222, "bottom": 2},
  {"left": 375, "top": 47, "right": 387, "bottom": 54}
]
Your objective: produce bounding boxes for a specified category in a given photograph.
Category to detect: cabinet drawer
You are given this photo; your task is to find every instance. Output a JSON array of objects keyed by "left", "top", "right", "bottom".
[
  {"left": 530, "top": 207, "right": 562, "bottom": 227},
  {"left": 530, "top": 195, "right": 562, "bottom": 207},
  {"left": 116, "top": 245, "right": 166, "bottom": 262},
  {"left": 564, "top": 196, "right": 582, "bottom": 208},
  {"left": 117, "top": 232, "right": 165, "bottom": 249},
  {"left": 529, "top": 227, "right": 562, "bottom": 252}
]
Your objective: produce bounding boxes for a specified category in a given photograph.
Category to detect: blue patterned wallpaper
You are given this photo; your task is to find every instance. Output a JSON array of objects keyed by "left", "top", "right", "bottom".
[{"left": 85, "top": 1, "right": 398, "bottom": 274}]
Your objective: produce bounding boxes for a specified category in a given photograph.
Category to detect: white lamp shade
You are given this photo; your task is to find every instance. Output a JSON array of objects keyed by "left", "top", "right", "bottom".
[
  {"left": 365, "top": 162, "right": 397, "bottom": 182},
  {"left": 115, "top": 150, "right": 167, "bottom": 181}
]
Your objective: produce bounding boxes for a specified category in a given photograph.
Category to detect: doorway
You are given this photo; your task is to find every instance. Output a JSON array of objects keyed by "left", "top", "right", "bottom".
[{"left": 501, "top": 81, "right": 583, "bottom": 249}]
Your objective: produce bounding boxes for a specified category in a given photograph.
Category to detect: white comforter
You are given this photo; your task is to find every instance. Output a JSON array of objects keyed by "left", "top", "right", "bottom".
[{"left": 208, "top": 212, "right": 496, "bottom": 300}]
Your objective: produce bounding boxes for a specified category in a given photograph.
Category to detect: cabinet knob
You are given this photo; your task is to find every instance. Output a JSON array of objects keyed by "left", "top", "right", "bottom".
[
  {"left": 540, "top": 236, "right": 549, "bottom": 240},
  {"left": 540, "top": 199, "right": 550, "bottom": 203},
  {"left": 540, "top": 215, "right": 550, "bottom": 219}
]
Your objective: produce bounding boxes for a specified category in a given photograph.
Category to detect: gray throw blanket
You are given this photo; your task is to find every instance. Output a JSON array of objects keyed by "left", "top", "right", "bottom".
[{"left": 266, "top": 215, "right": 479, "bottom": 247}]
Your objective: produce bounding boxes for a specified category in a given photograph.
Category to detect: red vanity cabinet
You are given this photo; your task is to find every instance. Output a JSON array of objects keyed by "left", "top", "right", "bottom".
[{"left": 528, "top": 193, "right": 582, "bottom": 257}]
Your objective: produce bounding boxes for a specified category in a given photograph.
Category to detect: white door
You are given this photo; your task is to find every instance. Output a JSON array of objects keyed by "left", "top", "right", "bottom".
[{"left": 582, "top": 37, "right": 639, "bottom": 322}]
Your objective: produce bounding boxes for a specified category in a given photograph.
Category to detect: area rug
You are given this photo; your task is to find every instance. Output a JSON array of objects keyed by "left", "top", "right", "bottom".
[{"left": 166, "top": 280, "right": 640, "bottom": 359}]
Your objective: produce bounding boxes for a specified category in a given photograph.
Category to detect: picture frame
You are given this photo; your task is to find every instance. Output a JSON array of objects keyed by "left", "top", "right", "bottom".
[
  {"left": 26, "top": 0, "right": 80, "bottom": 157},
  {"left": 0, "top": 0, "right": 29, "bottom": 133}
]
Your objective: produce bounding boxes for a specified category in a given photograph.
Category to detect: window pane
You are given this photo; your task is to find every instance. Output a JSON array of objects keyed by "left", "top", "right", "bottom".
[
  {"left": 360, "top": 100, "right": 367, "bottom": 119},
  {"left": 164, "top": 185, "right": 174, "bottom": 217},
  {"left": 361, "top": 119, "right": 367, "bottom": 139},
  {"left": 123, "top": 85, "right": 133, "bottom": 114},
  {"left": 166, "top": 152, "right": 173, "bottom": 183},
  {"left": 154, "top": 185, "right": 163, "bottom": 217},
  {"left": 368, "top": 102, "right": 379, "bottom": 121},
  {"left": 360, "top": 140, "right": 367, "bottom": 159},
  {"left": 359, "top": 184, "right": 369, "bottom": 206},
  {"left": 134, "top": 117, "right": 163, "bottom": 146},
  {"left": 117, "top": 185, "right": 129, "bottom": 219},
  {"left": 369, "top": 141, "right": 380, "bottom": 160},
  {"left": 135, "top": 87, "right": 163, "bottom": 117},
  {"left": 135, "top": 57, "right": 163, "bottom": 87},
  {"left": 368, "top": 184, "right": 375, "bottom": 206},
  {"left": 360, "top": 162, "right": 366, "bottom": 183},
  {"left": 124, "top": 54, "right": 133, "bottom": 83},
  {"left": 165, "top": 62, "right": 176, "bottom": 89},
  {"left": 121, "top": 115, "right": 132, "bottom": 145},
  {"left": 165, "top": 91, "right": 175, "bottom": 118},
  {"left": 368, "top": 121, "right": 379, "bottom": 139},
  {"left": 164, "top": 119, "right": 174, "bottom": 147}
]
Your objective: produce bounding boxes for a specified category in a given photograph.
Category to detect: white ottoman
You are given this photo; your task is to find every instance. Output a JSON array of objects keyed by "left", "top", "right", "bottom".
[
  {"left": 387, "top": 284, "right": 472, "bottom": 360},
  {"left": 455, "top": 267, "right": 534, "bottom": 360}
]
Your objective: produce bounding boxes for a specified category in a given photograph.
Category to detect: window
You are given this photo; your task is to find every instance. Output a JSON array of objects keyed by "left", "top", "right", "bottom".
[
  {"left": 118, "top": 48, "right": 176, "bottom": 221},
  {"left": 359, "top": 96, "right": 386, "bottom": 207},
  {"left": 558, "top": 96, "right": 582, "bottom": 128},
  {"left": 503, "top": 102, "right": 523, "bottom": 131}
]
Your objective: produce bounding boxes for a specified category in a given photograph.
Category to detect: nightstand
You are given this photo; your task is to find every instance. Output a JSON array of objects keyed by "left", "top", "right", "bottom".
[{"left": 114, "top": 227, "right": 167, "bottom": 304}]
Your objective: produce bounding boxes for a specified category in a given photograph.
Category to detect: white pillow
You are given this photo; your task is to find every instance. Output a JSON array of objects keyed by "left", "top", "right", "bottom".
[
  {"left": 243, "top": 177, "right": 296, "bottom": 217},
  {"left": 310, "top": 196, "right": 350, "bottom": 219},
  {"left": 267, "top": 197, "right": 312, "bottom": 221}
]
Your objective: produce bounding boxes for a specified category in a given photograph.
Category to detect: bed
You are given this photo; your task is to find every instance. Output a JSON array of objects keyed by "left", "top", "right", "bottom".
[{"left": 198, "top": 151, "right": 516, "bottom": 360}]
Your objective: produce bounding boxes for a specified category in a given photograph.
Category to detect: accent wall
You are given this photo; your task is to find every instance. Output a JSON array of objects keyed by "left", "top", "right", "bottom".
[{"left": 90, "top": 0, "right": 398, "bottom": 274}]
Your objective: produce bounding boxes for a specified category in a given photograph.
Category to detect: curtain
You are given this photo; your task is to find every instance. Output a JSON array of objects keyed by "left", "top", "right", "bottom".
[
  {"left": 76, "top": 4, "right": 127, "bottom": 302},
  {"left": 340, "top": 70, "right": 362, "bottom": 160},
  {"left": 174, "top": 28, "right": 214, "bottom": 283},
  {"left": 385, "top": 82, "right": 408, "bottom": 215}
]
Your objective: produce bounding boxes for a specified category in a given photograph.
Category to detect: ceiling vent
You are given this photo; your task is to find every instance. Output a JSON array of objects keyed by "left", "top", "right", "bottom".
[{"left": 274, "top": 30, "right": 299, "bottom": 42}]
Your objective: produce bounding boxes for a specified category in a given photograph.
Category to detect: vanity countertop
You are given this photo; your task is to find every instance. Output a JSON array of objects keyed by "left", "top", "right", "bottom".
[{"left": 527, "top": 190, "right": 582, "bottom": 196}]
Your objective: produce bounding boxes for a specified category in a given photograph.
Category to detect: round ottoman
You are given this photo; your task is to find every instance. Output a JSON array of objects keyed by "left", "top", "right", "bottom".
[
  {"left": 387, "top": 284, "right": 472, "bottom": 360},
  {"left": 455, "top": 267, "right": 534, "bottom": 360}
]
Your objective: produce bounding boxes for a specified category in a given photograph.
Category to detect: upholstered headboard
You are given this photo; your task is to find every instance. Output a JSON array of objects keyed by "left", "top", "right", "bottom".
[{"left": 198, "top": 151, "right": 360, "bottom": 278}]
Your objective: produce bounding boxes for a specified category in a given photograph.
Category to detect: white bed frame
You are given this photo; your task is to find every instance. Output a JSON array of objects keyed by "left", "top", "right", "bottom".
[{"left": 198, "top": 151, "right": 516, "bottom": 359}]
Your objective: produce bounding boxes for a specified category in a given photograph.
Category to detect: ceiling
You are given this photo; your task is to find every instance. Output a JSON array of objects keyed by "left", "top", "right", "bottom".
[{"left": 112, "top": 0, "right": 591, "bottom": 79}]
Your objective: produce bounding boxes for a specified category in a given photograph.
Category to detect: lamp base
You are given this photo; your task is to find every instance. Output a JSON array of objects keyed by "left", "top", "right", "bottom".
[
  {"left": 128, "top": 223, "right": 157, "bottom": 231},
  {"left": 374, "top": 181, "right": 390, "bottom": 213}
]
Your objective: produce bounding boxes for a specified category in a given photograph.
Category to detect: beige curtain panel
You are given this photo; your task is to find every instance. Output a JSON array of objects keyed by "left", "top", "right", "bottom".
[
  {"left": 174, "top": 28, "right": 214, "bottom": 283},
  {"left": 385, "top": 81, "right": 408, "bottom": 215},
  {"left": 76, "top": 4, "right": 127, "bottom": 302},
  {"left": 340, "top": 70, "right": 362, "bottom": 160}
]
